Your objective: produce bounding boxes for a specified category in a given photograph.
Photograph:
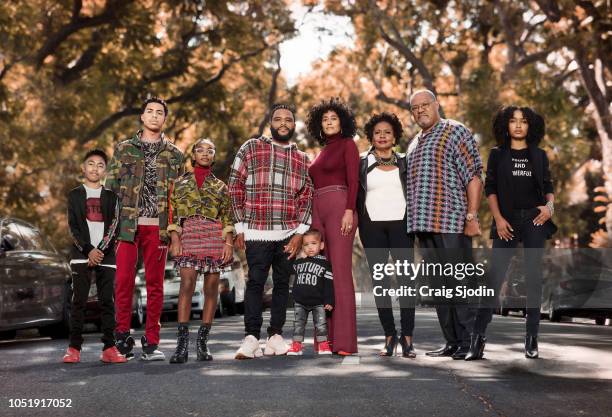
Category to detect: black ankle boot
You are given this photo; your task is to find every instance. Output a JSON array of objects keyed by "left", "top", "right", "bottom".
[
  {"left": 169, "top": 324, "right": 189, "bottom": 364},
  {"left": 525, "top": 335, "right": 538, "bottom": 359},
  {"left": 465, "top": 334, "right": 486, "bottom": 361},
  {"left": 197, "top": 325, "right": 213, "bottom": 361}
]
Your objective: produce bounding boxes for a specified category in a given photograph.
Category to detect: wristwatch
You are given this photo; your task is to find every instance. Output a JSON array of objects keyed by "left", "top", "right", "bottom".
[{"left": 465, "top": 212, "right": 478, "bottom": 222}]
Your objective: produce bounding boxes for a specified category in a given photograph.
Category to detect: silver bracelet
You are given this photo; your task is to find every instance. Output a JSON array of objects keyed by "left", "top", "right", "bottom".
[{"left": 545, "top": 201, "right": 554, "bottom": 216}]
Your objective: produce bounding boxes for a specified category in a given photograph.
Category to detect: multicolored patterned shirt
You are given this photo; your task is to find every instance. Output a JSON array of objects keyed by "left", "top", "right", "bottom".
[
  {"left": 229, "top": 136, "right": 313, "bottom": 242},
  {"left": 406, "top": 119, "right": 483, "bottom": 234}
]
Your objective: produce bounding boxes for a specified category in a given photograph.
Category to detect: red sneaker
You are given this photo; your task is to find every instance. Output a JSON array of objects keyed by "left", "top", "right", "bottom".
[
  {"left": 318, "top": 340, "right": 332, "bottom": 355},
  {"left": 100, "top": 346, "right": 128, "bottom": 363},
  {"left": 286, "top": 341, "right": 303, "bottom": 356},
  {"left": 63, "top": 347, "right": 80, "bottom": 363},
  {"left": 337, "top": 350, "right": 355, "bottom": 356}
]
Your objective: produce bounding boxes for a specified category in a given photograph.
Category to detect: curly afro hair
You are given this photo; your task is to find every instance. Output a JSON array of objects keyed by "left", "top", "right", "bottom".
[
  {"left": 305, "top": 97, "right": 357, "bottom": 145},
  {"left": 363, "top": 112, "right": 404, "bottom": 143},
  {"left": 493, "top": 106, "right": 545, "bottom": 148}
]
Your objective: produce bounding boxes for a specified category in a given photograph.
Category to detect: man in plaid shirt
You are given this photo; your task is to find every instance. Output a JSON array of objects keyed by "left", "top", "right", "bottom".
[
  {"left": 406, "top": 90, "right": 484, "bottom": 360},
  {"left": 230, "top": 103, "right": 313, "bottom": 359}
]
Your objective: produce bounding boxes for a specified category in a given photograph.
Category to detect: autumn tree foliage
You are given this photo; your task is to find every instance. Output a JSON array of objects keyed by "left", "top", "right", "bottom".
[{"left": 0, "top": 0, "right": 295, "bottom": 249}]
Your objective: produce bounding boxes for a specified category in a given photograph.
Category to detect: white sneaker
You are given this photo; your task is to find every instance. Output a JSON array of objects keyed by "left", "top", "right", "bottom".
[
  {"left": 235, "top": 335, "right": 263, "bottom": 360},
  {"left": 264, "top": 334, "right": 289, "bottom": 356}
]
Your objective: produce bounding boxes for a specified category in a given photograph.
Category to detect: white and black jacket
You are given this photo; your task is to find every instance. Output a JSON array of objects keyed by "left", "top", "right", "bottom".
[{"left": 67, "top": 185, "right": 120, "bottom": 264}]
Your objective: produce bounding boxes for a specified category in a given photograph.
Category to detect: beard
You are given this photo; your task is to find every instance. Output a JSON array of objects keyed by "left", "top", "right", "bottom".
[{"left": 270, "top": 126, "right": 295, "bottom": 143}]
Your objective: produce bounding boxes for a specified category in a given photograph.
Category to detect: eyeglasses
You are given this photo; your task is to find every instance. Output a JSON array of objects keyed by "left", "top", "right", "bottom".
[
  {"left": 410, "top": 101, "right": 434, "bottom": 113},
  {"left": 194, "top": 148, "right": 215, "bottom": 156}
]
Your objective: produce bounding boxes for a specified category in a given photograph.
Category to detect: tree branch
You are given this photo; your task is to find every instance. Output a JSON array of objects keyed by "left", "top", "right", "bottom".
[
  {"left": 34, "top": 0, "right": 132, "bottom": 69},
  {"left": 56, "top": 30, "right": 104, "bottom": 84},
  {"left": 369, "top": 0, "right": 436, "bottom": 93},
  {"left": 258, "top": 47, "right": 282, "bottom": 136},
  {"left": 80, "top": 43, "right": 272, "bottom": 143}
]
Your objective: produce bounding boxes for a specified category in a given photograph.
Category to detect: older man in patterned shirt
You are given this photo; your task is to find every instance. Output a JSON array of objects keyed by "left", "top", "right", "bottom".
[{"left": 406, "top": 90, "right": 483, "bottom": 360}]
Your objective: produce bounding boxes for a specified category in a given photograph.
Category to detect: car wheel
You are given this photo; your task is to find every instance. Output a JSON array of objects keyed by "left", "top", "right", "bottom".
[
  {"left": 595, "top": 317, "right": 606, "bottom": 326},
  {"left": 215, "top": 295, "right": 224, "bottom": 318},
  {"left": 549, "top": 303, "right": 562, "bottom": 322},
  {"left": 222, "top": 289, "right": 237, "bottom": 316},
  {"left": 235, "top": 302, "right": 244, "bottom": 315},
  {"left": 0, "top": 330, "right": 17, "bottom": 340},
  {"left": 40, "top": 283, "right": 71, "bottom": 339},
  {"left": 131, "top": 293, "right": 145, "bottom": 329}
]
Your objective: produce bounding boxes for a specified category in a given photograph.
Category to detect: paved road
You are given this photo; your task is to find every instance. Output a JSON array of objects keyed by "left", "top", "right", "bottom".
[{"left": 1, "top": 308, "right": 612, "bottom": 417}]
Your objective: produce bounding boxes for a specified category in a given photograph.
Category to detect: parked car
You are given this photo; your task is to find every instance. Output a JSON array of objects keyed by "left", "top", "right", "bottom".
[
  {"left": 84, "top": 270, "right": 145, "bottom": 329},
  {"left": 0, "top": 217, "right": 72, "bottom": 340},
  {"left": 540, "top": 249, "right": 612, "bottom": 325},
  {"left": 496, "top": 256, "right": 527, "bottom": 317},
  {"left": 493, "top": 249, "right": 612, "bottom": 325}
]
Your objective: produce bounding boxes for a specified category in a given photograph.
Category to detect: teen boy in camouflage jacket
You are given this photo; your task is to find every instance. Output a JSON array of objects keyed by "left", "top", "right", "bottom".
[{"left": 105, "top": 97, "right": 184, "bottom": 361}]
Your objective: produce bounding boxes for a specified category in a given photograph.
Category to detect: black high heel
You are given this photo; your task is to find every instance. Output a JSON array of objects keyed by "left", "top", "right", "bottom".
[
  {"left": 465, "top": 334, "right": 486, "bottom": 361},
  {"left": 525, "top": 335, "right": 538, "bottom": 359},
  {"left": 399, "top": 335, "right": 416, "bottom": 358},
  {"left": 379, "top": 334, "right": 398, "bottom": 356}
]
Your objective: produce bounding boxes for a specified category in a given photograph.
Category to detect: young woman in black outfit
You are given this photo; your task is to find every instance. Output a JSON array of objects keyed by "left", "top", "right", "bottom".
[
  {"left": 357, "top": 112, "right": 416, "bottom": 358},
  {"left": 467, "top": 106, "right": 556, "bottom": 360}
]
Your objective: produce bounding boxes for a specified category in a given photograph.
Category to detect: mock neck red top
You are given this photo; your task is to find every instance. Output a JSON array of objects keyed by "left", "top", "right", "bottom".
[
  {"left": 308, "top": 133, "right": 360, "bottom": 211},
  {"left": 194, "top": 165, "right": 212, "bottom": 188}
]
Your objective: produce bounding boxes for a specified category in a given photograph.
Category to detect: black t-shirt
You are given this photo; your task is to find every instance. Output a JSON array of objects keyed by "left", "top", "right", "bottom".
[
  {"left": 510, "top": 148, "right": 539, "bottom": 209},
  {"left": 292, "top": 255, "right": 335, "bottom": 307}
]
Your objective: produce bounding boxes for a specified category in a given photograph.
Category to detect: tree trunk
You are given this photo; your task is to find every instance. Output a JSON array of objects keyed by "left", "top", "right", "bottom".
[{"left": 576, "top": 54, "right": 612, "bottom": 247}]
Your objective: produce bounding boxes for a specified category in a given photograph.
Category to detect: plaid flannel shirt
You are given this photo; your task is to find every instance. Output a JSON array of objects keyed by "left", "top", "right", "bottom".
[
  {"left": 406, "top": 119, "right": 483, "bottom": 234},
  {"left": 228, "top": 136, "right": 313, "bottom": 241}
]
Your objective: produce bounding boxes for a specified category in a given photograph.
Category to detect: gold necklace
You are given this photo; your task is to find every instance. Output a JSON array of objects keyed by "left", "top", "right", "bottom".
[{"left": 374, "top": 152, "right": 397, "bottom": 166}]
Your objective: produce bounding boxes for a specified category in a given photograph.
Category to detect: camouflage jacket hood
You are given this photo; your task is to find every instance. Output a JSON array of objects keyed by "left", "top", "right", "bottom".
[{"left": 105, "top": 131, "right": 185, "bottom": 243}]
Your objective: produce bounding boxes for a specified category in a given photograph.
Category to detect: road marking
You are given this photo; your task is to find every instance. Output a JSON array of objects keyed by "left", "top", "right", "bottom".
[{"left": 341, "top": 356, "right": 360, "bottom": 365}]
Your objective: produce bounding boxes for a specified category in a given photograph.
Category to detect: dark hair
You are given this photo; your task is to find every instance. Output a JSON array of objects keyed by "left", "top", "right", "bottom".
[
  {"left": 493, "top": 106, "right": 545, "bottom": 148},
  {"left": 83, "top": 149, "right": 108, "bottom": 165},
  {"left": 269, "top": 103, "right": 296, "bottom": 121},
  {"left": 364, "top": 112, "right": 404, "bottom": 143},
  {"left": 305, "top": 98, "right": 357, "bottom": 145},
  {"left": 141, "top": 96, "right": 168, "bottom": 117},
  {"left": 303, "top": 228, "right": 322, "bottom": 240}
]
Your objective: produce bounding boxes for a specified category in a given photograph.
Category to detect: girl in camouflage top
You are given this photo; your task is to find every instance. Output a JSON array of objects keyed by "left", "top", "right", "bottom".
[{"left": 167, "top": 138, "right": 234, "bottom": 363}]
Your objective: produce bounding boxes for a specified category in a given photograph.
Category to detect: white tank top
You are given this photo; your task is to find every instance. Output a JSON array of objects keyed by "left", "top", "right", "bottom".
[{"left": 365, "top": 167, "right": 406, "bottom": 221}]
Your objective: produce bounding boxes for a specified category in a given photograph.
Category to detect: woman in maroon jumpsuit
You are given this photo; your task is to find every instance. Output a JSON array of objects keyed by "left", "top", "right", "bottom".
[{"left": 306, "top": 98, "right": 360, "bottom": 355}]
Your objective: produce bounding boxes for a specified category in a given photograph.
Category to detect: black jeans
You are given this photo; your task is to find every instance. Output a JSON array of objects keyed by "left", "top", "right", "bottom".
[
  {"left": 359, "top": 213, "right": 416, "bottom": 337},
  {"left": 292, "top": 303, "right": 327, "bottom": 342},
  {"left": 474, "top": 208, "right": 547, "bottom": 337},
  {"left": 416, "top": 233, "right": 476, "bottom": 348},
  {"left": 244, "top": 237, "right": 293, "bottom": 339},
  {"left": 69, "top": 263, "right": 116, "bottom": 350}
]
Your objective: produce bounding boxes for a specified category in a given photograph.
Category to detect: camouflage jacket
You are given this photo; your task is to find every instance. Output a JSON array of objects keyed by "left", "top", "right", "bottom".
[
  {"left": 105, "top": 131, "right": 184, "bottom": 243},
  {"left": 168, "top": 172, "right": 234, "bottom": 238}
]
